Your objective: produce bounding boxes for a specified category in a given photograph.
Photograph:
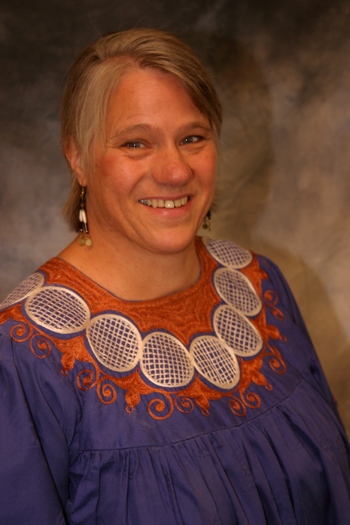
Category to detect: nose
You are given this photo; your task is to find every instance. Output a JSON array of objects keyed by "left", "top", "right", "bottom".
[{"left": 152, "top": 146, "right": 193, "bottom": 186}]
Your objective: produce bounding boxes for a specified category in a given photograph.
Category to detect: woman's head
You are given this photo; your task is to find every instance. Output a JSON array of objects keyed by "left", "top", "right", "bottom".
[{"left": 61, "top": 27, "right": 222, "bottom": 231}]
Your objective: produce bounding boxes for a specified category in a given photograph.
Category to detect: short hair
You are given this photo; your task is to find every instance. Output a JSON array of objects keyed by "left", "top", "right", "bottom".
[{"left": 61, "top": 27, "right": 222, "bottom": 231}]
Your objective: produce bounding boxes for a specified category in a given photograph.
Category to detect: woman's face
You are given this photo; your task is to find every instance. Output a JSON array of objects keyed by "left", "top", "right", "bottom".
[{"left": 76, "top": 66, "right": 217, "bottom": 257}]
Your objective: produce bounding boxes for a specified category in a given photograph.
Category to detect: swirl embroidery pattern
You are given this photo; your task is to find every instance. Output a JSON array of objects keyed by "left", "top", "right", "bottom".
[{"left": 0, "top": 238, "right": 286, "bottom": 420}]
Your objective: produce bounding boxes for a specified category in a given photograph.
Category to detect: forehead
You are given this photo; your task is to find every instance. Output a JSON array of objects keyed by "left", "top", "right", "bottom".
[{"left": 104, "top": 67, "right": 208, "bottom": 132}]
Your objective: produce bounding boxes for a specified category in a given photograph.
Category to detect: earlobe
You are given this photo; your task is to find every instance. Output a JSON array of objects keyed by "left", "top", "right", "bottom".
[{"left": 65, "top": 139, "right": 87, "bottom": 186}]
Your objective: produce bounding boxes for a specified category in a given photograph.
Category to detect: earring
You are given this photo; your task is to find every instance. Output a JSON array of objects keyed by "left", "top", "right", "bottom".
[
  {"left": 202, "top": 209, "right": 211, "bottom": 231},
  {"left": 78, "top": 186, "right": 93, "bottom": 246}
]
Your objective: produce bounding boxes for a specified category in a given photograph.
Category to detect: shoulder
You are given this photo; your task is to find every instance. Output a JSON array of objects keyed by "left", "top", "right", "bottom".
[
  {"left": 0, "top": 258, "right": 63, "bottom": 312},
  {"left": 200, "top": 237, "right": 305, "bottom": 326},
  {"left": 0, "top": 258, "right": 90, "bottom": 332},
  {"left": 200, "top": 236, "right": 287, "bottom": 292},
  {"left": 0, "top": 258, "right": 92, "bottom": 386},
  {"left": 200, "top": 236, "right": 254, "bottom": 269},
  {"left": 0, "top": 260, "right": 82, "bottom": 426}
]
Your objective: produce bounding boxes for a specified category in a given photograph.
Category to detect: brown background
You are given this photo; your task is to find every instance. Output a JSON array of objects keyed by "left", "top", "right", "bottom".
[{"left": 1, "top": 0, "right": 350, "bottom": 431}]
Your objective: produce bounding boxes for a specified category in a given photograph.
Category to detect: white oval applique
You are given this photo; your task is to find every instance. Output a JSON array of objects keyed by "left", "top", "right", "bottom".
[
  {"left": 213, "top": 305, "right": 263, "bottom": 357},
  {"left": 0, "top": 272, "right": 45, "bottom": 310},
  {"left": 86, "top": 314, "right": 142, "bottom": 372},
  {"left": 25, "top": 286, "right": 90, "bottom": 334},
  {"left": 141, "top": 332, "right": 194, "bottom": 388},
  {"left": 190, "top": 335, "right": 240, "bottom": 389},
  {"left": 203, "top": 238, "right": 252, "bottom": 269},
  {"left": 214, "top": 267, "right": 262, "bottom": 317}
]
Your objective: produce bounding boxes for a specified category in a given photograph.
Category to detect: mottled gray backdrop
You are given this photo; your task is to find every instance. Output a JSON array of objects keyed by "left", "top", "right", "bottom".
[{"left": 1, "top": 0, "right": 350, "bottom": 430}]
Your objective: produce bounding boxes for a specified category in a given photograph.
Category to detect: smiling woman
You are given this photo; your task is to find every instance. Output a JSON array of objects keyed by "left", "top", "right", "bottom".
[{"left": 0, "top": 27, "right": 350, "bottom": 525}]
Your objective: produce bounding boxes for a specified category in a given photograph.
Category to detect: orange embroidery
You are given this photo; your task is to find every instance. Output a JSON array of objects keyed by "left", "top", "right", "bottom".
[
  {"left": 0, "top": 240, "right": 287, "bottom": 420},
  {"left": 42, "top": 238, "right": 221, "bottom": 347}
]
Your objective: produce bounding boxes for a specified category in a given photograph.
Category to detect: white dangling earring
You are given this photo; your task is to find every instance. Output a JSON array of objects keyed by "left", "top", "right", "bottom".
[
  {"left": 202, "top": 209, "right": 211, "bottom": 231},
  {"left": 78, "top": 186, "right": 93, "bottom": 246}
]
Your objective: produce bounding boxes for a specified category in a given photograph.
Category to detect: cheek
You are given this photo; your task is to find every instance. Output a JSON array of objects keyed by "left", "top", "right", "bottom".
[
  {"left": 200, "top": 150, "right": 217, "bottom": 187},
  {"left": 95, "top": 155, "right": 116, "bottom": 179},
  {"left": 92, "top": 157, "right": 126, "bottom": 196}
]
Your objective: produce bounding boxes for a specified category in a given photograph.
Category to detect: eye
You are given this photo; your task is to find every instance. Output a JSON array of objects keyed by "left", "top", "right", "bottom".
[
  {"left": 180, "top": 135, "right": 203, "bottom": 146},
  {"left": 122, "top": 140, "right": 145, "bottom": 149}
]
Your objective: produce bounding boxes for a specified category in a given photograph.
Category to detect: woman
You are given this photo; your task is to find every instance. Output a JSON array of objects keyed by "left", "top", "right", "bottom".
[{"left": 0, "top": 28, "right": 349, "bottom": 525}]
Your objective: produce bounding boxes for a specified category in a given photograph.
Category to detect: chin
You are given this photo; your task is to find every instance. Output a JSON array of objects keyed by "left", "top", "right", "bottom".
[{"left": 144, "top": 230, "right": 197, "bottom": 256}]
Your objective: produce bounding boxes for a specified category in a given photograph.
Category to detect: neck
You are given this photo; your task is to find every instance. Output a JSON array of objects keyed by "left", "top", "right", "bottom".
[{"left": 58, "top": 234, "right": 201, "bottom": 301}]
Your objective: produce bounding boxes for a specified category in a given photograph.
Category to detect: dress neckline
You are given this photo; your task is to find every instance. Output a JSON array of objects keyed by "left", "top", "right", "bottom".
[{"left": 53, "top": 236, "right": 208, "bottom": 305}]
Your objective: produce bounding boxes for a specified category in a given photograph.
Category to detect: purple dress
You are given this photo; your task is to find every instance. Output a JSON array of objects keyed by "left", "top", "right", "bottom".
[{"left": 0, "top": 237, "right": 349, "bottom": 524}]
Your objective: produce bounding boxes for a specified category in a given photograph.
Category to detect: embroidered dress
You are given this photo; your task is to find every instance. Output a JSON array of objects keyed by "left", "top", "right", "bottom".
[{"left": 0, "top": 237, "right": 349, "bottom": 525}]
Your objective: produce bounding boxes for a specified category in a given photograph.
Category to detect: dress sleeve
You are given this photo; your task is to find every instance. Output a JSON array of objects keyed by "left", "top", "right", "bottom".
[
  {"left": 259, "top": 256, "right": 311, "bottom": 335},
  {"left": 0, "top": 331, "right": 78, "bottom": 524},
  {"left": 259, "top": 255, "right": 346, "bottom": 420}
]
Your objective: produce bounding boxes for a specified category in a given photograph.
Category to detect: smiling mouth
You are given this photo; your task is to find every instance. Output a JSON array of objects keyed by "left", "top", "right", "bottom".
[{"left": 139, "top": 197, "right": 189, "bottom": 209}]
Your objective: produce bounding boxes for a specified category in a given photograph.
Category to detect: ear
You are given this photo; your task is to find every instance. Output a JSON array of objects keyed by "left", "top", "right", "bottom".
[{"left": 65, "top": 139, "right": 88, "bottom": 186}]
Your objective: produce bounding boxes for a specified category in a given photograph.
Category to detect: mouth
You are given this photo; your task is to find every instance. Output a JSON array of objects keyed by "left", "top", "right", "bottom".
[{"left": 139, "top": 196, "right": 189, "bottom": 209}]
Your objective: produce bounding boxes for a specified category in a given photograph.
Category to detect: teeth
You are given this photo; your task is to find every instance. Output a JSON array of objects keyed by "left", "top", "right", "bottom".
[{"left": 140, "top": 197, "right": 189, "bottom": 208}]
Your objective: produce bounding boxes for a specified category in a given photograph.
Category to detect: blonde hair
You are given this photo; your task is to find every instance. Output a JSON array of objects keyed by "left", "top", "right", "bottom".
[{"left": 61, "top": 28, "right": 222, "bottom": 231}]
